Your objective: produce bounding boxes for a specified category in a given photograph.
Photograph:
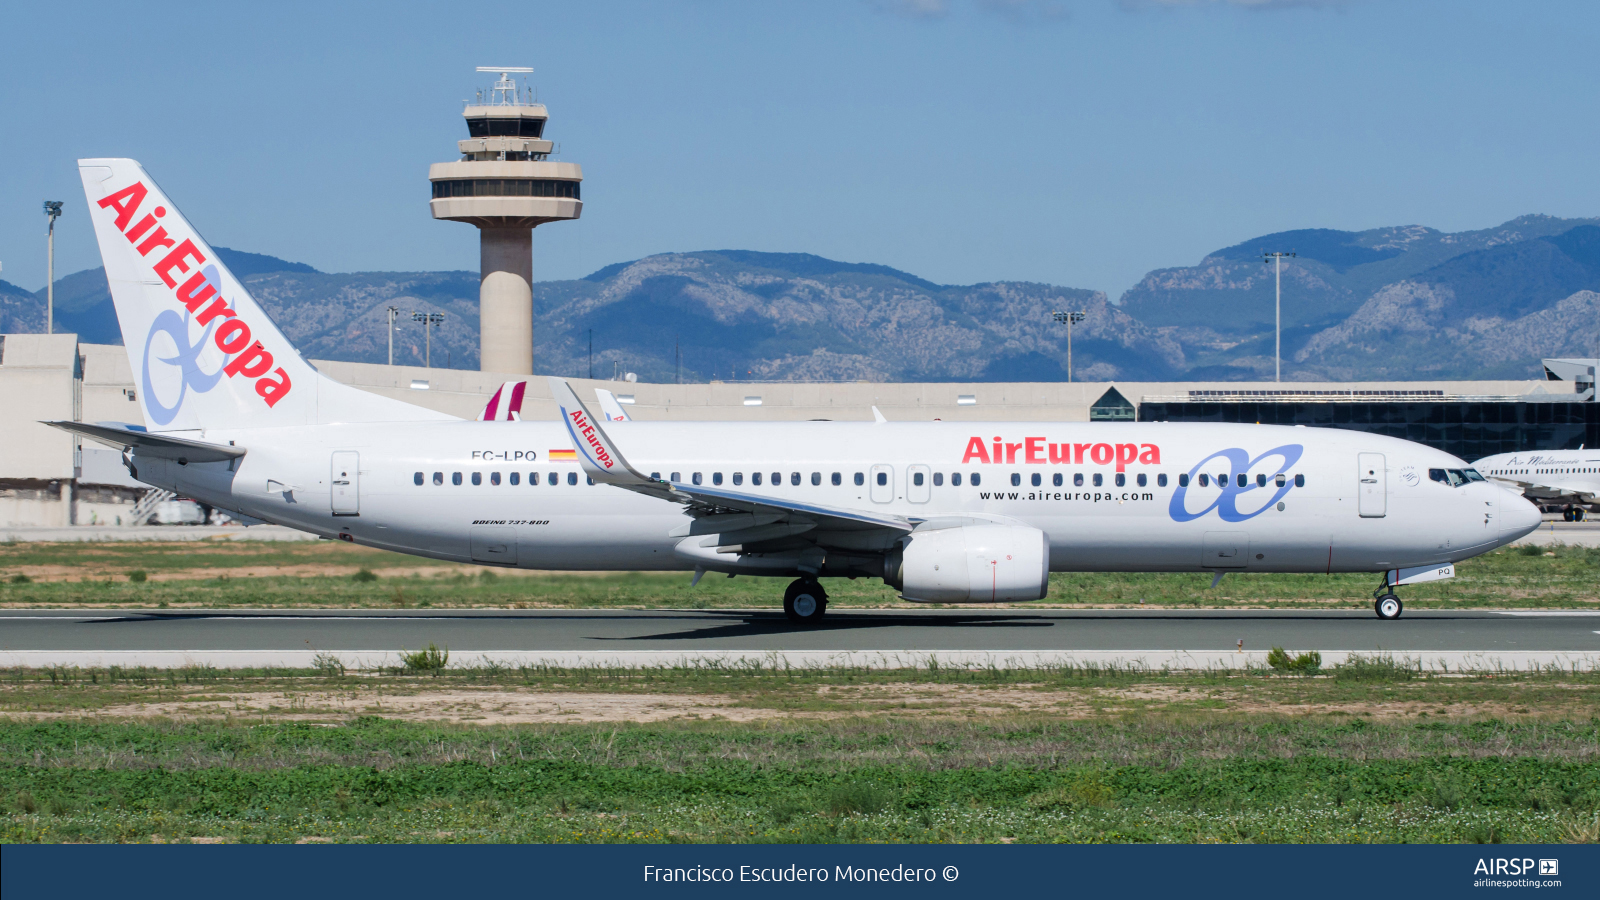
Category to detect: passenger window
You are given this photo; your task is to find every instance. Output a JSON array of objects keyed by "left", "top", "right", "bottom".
[
  {"left": 1198, "top": 474, "right": 1208, "bottom": 488},
  {"left": 1011, "top": 473, "right": 1021, "bottom": 487},
  {"left": 1275, "top": 473, "right": 1286, "bottom": 487},
  {"left": 509, "top": 472, "right": 519, "bottom": 486},
  {"left": 831, "top": 472, "right": 841, "bottom": 486},
  {"left": 1093, "top": 473, "right": 1103, "bottom": 487},
  {"left": 1256, "top": 474, "right": 1266, "bottom": 487},
  {"left": 548, "top": 472, "right": 558, "bottom": 486},
  {"left": 433, "top": 472, "right": 443, "bottom": 485},
  {"left": 587, "top": 476, "right": 594, "bottom": 485},
  {"left": 732, "top": 472, "right": 743, "bottom": 486},
  {"left": 712, "top": 472, "right": 723, "bottom": 486},
  {"left": 772, "top": 472, "right": 781, "bottom": 486},
  {"left": 472, "top": 472, "right": 482, "bottom": 486},
  {"left": 1294, "top": 474, "right": 1305, "bottom": 487},
  {"left": 811, "top": 472, "right": 821, "bottom": 486},
  {"left": 913, "top": 472, "right": 925, "bottom": 486},
  {"left": 952, "top": 473, "right": 962, "bottom": 486},
  {"left": 1052, "top": 473, "right": 1062, "bottom": 487},
  {"left": 530, "top": 472, "right": 540, "bottom": 485},
  {"left": 693, "top": 472, "right": 703, "bottom": 486},
  {"left": 452, "top": 472, "right": 463, "bottom": 486},
  {"left": 1237, "top": 474, "right": 1246, "bottom": 488},
  {"left": 1074, "top": 473, "right": 1084, "bottom": 487},
  {"left": 1178, "top": 474, "right": 1188, "bottom": 487},
  {"left": 1137, "top": 473, "right": 1147, "bottom": 487},
  {"left": 568, "top": 472, "right": 578, "bottom": 486},
  {"left": 650, "top": 472, "right": 659, "bottom": 480},
  {"left": 753, "top": 472, "right": 763, "bottom": 485},
  {"left": 1031, "top": 473, "right": 1041, "bottom": 487},
  {"left": 1115, "top": 473, "right": 1125, "bottom": 487},
  {"left": 874, "top": 472, "right": 886, "bottom": 487},
  {"left": 934, "top": 472, "right": 944, "bottom": 487},
  {"left": 490, "top": 472, "right": 501, "bottom": 486},
  {"left": 413, "top": 472, "right": 423, "bottom": 485},
  {"left": 971, "top": 473, "right": 981, "bottom": 486},
  {"left": 792, "top": 472, "right": 802, "bottom": 486},
  {"left": 1157, "top": 473, "right": 1167, "bottom": 487},
  {"left": 670, "top": 472, "right": 681, "bottom": 482}
]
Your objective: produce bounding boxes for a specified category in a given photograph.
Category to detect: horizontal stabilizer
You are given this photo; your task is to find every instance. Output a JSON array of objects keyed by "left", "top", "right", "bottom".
[{"left": 43, "top": 421, "right": 244, "bottom": 463}]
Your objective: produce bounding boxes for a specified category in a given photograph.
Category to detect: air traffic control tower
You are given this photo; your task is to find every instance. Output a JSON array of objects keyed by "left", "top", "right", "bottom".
[{"left": 429, "top": 67, "right": 582, "bottom": 374}]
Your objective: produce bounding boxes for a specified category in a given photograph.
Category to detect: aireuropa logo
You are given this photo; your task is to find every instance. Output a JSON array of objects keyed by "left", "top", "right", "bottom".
[
  {"left": 97, "top": 181, "right": 292, "bottom": 418},
  {"left": 142, "top": 308, "right": 226, "bottom": 426},
  {"left": 1168, "top": 444, "right": 1303, "bottom": 523}
]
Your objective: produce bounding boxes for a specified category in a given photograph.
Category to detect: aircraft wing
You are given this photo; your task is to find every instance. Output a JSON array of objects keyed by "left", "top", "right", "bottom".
[
  {"left": 546, "top": 378, "right": 913, "bottom": 538},
  {"left": 44, "top": 421, "right": 245, "bottom": 463}
]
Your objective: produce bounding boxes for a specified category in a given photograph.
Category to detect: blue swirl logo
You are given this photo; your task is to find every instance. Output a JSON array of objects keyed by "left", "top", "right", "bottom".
[
  {"left": 141, "top": 308, "right": 228, "bottom": 426},
  {"left": 1168, "top": 444, "right": 1304, "bottom": 523}
]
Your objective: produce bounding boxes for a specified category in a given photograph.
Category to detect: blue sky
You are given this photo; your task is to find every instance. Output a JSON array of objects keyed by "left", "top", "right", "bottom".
[{"left": 2, "top": 0, "right": 1596, "bottom": 302}]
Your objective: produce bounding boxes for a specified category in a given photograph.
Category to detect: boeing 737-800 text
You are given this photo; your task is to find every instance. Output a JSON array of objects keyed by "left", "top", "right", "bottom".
[{"left": 50, "top": 159, "right": 1543, "bottom": 623}]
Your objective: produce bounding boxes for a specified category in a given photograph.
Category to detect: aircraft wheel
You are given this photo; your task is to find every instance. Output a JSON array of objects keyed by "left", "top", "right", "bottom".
[
  {"left": 1563, "top": 508, "right": 1574, "bottom": 522},
  {"left": 1375, "top": 593, "right": 1403, "bottom": 620},
  {"left": 1576, "top": 508, "right": 1586, "bottom": 522},
  {"left": 783, "top": 578, "right": 828, "bottom": 625}
]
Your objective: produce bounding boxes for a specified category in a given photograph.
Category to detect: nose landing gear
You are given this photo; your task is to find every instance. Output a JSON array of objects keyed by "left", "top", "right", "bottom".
[
  {"left": 1374, "top": 592, "right": 1403, "bottom": 620},
  {"left": 1372, "top": 575, "right": 1403, "bottom": 620},
  {"left": 783, "top": 578, "right": 829, "bottom": 625}
]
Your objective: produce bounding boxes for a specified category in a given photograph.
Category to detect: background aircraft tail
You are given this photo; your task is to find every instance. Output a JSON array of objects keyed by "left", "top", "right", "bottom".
[{"left": 78, "top": 158, "right": 453, "bottom": 431}]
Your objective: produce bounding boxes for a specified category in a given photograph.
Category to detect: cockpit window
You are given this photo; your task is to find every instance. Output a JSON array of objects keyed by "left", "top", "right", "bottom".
[
  {"left": 1463, "top": 469, "right": 1485, "bottom": 482},
  {"left": 1446, "top": 469, "right": 1468, "bottom": 486},
  {"left": 1429, "top": 468, "right": 1448, "bottom": 484}
]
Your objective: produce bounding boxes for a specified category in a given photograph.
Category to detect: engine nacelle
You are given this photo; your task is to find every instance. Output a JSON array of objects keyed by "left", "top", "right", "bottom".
[{"left": 886, "top": 524, "right": 1050, "bottom": 603}]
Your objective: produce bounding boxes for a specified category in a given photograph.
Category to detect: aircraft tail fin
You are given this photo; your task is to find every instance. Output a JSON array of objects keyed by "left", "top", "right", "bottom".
[
  {"left": 479, "top": 381, "right": 528, "bottom": 421},
  {"left": 78, "top": 158, "right": 453, "bottom": 431},
  {"left": 594, "top": 388, "right": 632, "bottom": 422}
]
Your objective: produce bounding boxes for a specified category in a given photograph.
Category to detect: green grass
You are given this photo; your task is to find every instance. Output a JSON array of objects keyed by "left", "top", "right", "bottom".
[
  {"left": 2, "top": 716, "right": 1596, "bottom": 844},
  {"left": 1, "top": 541, "right": 1596, "bottom": 610}
]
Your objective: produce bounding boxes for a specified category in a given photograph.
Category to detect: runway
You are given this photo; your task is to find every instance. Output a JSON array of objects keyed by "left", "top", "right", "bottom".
[{"left": 2, "top": 608, "right": 1597, "bottom": 671}]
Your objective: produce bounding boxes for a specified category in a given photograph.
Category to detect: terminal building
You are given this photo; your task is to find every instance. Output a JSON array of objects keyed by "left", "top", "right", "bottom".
[{"left": 3, "top": 329, "right": 1594, "bottom": 529}]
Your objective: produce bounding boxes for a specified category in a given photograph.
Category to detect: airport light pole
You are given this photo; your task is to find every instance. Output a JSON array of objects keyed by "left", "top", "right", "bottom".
[
  {"left": 386, "top": 307, "right": 401, "bottom": 365},
  {"left": 43, "top": 201, "right": 63, "bottom": 335},
  {"left": 1262, "top": 251, "right": 1296, "bottom": 383},
  {"left": 412, "top": 311, "right": 444, "bottom": 368},
  {"left": 1052, "top": 310, "right": 1087, "bottom": 383}
]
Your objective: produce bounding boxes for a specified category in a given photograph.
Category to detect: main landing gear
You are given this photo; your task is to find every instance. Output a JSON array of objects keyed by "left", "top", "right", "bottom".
[
  {"left": 783, "top": 578, "right": 829, "bottom": 625},
  {"left": 1563, "top": 506, "right": 1586, "bottom": 522}
]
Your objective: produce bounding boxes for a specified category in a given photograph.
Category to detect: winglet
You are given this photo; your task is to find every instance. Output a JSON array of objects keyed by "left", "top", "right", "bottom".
[
  {"left": 547, "top": 377, "right": 652, "bottom": 485},
  {"left": 872, "top": 406, "right": 887, "bottom": 424}
]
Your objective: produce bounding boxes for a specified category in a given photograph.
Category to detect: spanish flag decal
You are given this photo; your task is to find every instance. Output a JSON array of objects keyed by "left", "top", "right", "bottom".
[{"left": 548, "top": 448, "right": 577, "bottom": 461}]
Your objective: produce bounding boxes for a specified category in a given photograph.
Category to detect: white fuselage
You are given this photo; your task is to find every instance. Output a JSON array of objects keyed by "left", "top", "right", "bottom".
[
  {"left": 1473, "top": 450, "right": 1600, "bottom": 505},
  {"left": 127, "top": 419, "right": 1540, "bottom": 578}
]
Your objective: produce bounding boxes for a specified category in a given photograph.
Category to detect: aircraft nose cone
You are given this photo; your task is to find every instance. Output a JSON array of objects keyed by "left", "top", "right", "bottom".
[{"left": 1502, "top": 493, "right": 1542, "bottom": 541}]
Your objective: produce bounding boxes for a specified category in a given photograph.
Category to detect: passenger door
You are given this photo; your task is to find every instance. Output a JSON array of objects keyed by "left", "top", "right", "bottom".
[
  {"left": 907, "top": 465, "right": 931, "bottom": 503},
  {"left": 330, "top": 451, "right": 360, "bottom": 516},
  {"left": 870, "top": 464, "right": 895, "bottom": 503},
  {"left": 1358, "top": 452, "right": 1386, "bottom": 518}
]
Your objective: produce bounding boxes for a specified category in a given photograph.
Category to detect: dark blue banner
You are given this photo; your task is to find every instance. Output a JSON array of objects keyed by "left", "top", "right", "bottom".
[{"left": 3, "top": 843, "right": 1594, "bottom": 899}]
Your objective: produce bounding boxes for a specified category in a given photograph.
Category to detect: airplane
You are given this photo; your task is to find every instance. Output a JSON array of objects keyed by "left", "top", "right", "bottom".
[
  {"left": 1471, "top": 450, "right": 1600, "bottom": 521},
  {"left": 48, "top": 158, "right": 1544, "bottom": 624}
]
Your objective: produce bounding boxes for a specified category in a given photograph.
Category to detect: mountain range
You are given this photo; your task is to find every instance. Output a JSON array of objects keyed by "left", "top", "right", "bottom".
[{"left": 2, "top": 214, "right": 1597, "bottom": 383}]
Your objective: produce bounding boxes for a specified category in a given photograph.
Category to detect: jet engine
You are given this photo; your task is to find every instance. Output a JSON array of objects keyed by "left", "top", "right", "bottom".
[{"left": 885, "top": 524, "right": 1051, "bottom": 603}]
